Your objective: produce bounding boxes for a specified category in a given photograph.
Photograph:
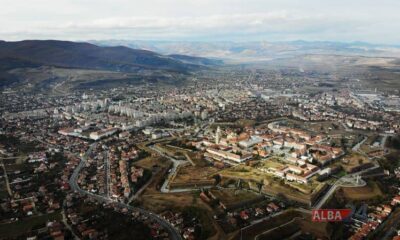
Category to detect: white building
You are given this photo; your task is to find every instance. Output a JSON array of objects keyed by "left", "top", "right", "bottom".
[{"left": 239, "top": 136, "right": 263, "bottom": 148}]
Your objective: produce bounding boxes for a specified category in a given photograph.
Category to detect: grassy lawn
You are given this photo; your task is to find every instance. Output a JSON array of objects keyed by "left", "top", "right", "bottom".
[
  {"left": 232, "top": 210, "right": 303, "bottom": 240},
  {"left": 341, "top": 181, "right": 382, "bottom": 201},
  {"left": 298, "top": 216, "right": 333, "bottom": 239},
  {"left": 257, "top": 221, "right": 300, "bottom": 240},
  {"left": 340, "top": 151, "right": 372, "bottom": 173},
  {"left": 305, "top": 121, "right": 346, "bottom": 135},
  {"left": 171, "top": 165, "right": 217, "bottom": 184},
  {"left": 259, "top": 158, "right": 285, "bottom": 169},
  {"left": 220, "top": 160, "right": 326, "bottom": 205},
  {"left": 187, "top": 152, "right": 209, "bottom": 167},
  {"left": 285, "top": 179, "right": 324, "bottom": 195},
  {"left": 209, "top": 189, "right": 260, "bottom": 205},
  {"left": 334, "top": 169, "right": 347, "bottom": 178},
  {"left": 0, "top": 211, "right": 62, "bottom": 238},
  {"left": 135, "top": 155, "right": 170, "bottom": 169},
  {"left": 360, "top": 134, "right": 381, "bottom": 152},
  {"left": 219, "top": 165, "right": 266, "bottom": 182},
  {"left": 232, "top": 210, "right": 332, "bottom": 240}
]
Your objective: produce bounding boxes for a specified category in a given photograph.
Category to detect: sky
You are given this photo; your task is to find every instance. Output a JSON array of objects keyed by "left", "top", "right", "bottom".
[{"left": 0, "top": 0, "right": 399, "bottom": 44}]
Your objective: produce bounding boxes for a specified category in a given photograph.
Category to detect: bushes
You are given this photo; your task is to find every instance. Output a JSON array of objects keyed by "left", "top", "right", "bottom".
[
  {"left": 385, "top": 135, "right": 400, "bottom": 150},
  {"left": 182, "top": 206, "right": 213, "bottom": 240}
]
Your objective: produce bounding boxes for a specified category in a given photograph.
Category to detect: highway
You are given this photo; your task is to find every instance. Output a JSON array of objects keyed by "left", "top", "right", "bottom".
[{"left": 69, "top": 143, "right": 183, "bottom": 240}]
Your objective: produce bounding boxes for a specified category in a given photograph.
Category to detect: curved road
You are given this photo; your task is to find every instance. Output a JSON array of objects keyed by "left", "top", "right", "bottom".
[
  {"left": 68, "top": 143, "right": 183, "bottom": 240},
  {"left": 313, "top": 165, "right": 379, "bottom": 209},
  {"left": 149, "top": 145, "right": 189, "bottom": 193}
]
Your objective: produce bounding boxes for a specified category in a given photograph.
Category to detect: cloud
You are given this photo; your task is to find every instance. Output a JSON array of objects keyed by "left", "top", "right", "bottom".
[
  {"left": 0, "top": 0, "right": 399, "bottom": 43},
  {"left": 0, "top": 12, "right": 346, "bottom": 39}
]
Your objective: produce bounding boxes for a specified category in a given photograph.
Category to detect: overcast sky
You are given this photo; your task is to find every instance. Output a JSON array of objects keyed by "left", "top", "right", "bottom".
[{"left": 0, "top": 0, "right": 399, "bottom": 44}]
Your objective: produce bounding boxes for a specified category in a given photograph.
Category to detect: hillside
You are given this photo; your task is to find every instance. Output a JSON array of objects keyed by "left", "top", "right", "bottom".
[
  {"left": 0, "top": 40, "right": 202, "bottom": 72},
  {"left": 0, "top": 40, "right": 218, "bottom": 91}
]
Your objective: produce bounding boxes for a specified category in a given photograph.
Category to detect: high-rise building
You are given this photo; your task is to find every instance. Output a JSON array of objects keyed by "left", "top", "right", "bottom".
[
  {"left": 201, "top": 110, "right": 208, "bottom": 120},
  {"left": 215, "top": 126, "right": 221, "bottom": 144}
]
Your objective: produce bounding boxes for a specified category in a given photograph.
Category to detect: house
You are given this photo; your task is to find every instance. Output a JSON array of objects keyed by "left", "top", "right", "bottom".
[
  {"left": 267, "top": 202, "right": 280, "bottom": 212},
  {"left": 382, "top": 205, "right": 393, "bottom": 215},
  {"left": 199, "top": 192, "right": 211, "bottom": 203},
  {"left": 391, "top": 196, "right": 400, "bottom": 206},
  {"left": 255, "top": 208, "right": 264, "bottom": 217},
  {"left": 240, "top": 211, "right": 249, "bottom": 220}
]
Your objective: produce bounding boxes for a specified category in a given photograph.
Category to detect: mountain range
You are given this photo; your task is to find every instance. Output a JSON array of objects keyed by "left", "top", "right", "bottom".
[
  {"left": 91, "top": 40, "right": 400, "bottom": 62},
  {"left": 0, "top": 40, "right": 221, "bottom": 72},
  {"left": 1, "top": 39, "right": 399, "bottom": 92},
  {"left": 0, "top": 40, "right": 220, "bottom": 90}
]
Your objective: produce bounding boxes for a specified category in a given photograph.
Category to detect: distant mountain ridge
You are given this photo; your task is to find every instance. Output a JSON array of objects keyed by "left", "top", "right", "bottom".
[
  {"left": 167, "top": 54, "right": 223, "bottom": 66},
  {"left": 91, "top": 40, "right": 400, "bottom": 61},
  {"left": 0, "top": 40, "right": 218, "bottom": 73},
  {"left": 0, "top": 40, "right": 223, "bottom": 90}
]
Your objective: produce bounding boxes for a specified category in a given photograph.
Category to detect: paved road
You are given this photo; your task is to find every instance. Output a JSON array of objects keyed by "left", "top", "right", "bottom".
[
  {"left": 0, "top": 160, "right": 12, "bottom": 197},
  {"left": 341, "top": 122, "right": 353, "bottom": 132},
  {"left": 380, "top": 133, "right": 395, "bottom": 151},
  {"left": 313, "top": 165, "right": 378, "bottom": 209},
  {"left": 62, "top": 199, "right": 81, "bottom": 240},
  {"left": 149, "top": 145, "right": 214, "bottom": 193},
  {"left": 128, "top": 168, "right": 162, "bottom": 203},
  {"left": 69, "top": 143, "right": 183, "bottom": 240},
  {"left": 238, "top": 208, "right": 311, "bottom": 240},
  {"left": 313, "top": 134, "right": 380, "bottom": 209},
  {"left": 352, "top": 136, "right": 368, "bottom": 151},
  {"left": 194, "top": 122, "right": 209, "bottom": 137},
  {"left": 149, "top": 145, "right": 188, "bottom": 193},
  {"left": 104, "top": 150, "right": 110, "bottom": 199}
]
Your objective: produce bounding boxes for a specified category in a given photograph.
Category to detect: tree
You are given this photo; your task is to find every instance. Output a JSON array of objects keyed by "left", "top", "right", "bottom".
[
  {"left": 213, "top": 174, "right": 221, "bottom": 185},
  {"left": 341, "top": 137, "right": 348, "bottom": 150}
]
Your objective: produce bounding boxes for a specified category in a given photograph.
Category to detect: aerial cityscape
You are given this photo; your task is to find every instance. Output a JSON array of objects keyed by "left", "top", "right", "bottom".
[{"left": 1, "top": 1, "right": 400, "bottom": 240}]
